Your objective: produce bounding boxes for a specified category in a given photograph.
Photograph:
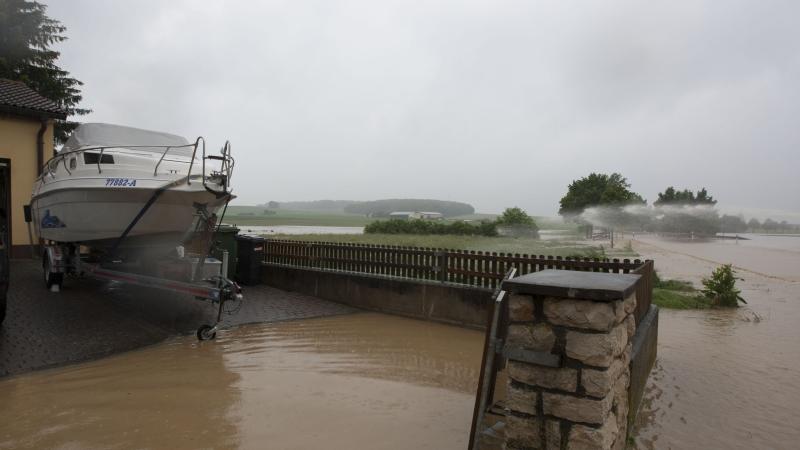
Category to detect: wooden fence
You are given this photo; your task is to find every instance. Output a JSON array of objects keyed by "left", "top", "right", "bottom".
[{"left": 263, "top": 239, "right": 654, "bottom": 323}]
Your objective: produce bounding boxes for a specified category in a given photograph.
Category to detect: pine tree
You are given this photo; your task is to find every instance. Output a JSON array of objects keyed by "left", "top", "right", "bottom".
[{"left": 0, "top": 0, "right": 90, "bottom": 142}]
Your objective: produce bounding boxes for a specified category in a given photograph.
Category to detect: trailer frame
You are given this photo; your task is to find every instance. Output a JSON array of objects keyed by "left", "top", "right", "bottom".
[{"left": 42, "top": 242, "right": 242, "bottom": 340}]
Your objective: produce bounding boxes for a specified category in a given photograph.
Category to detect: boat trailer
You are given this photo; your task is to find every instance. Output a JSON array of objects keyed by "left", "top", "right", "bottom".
[
  {"left": 36, "top": 188, "right": 242, "bottom": 341},
  {"left": 41, "top": 243, "right": 242, "bottom": 340}
]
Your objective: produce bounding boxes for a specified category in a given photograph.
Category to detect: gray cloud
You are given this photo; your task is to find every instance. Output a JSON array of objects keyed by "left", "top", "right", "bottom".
[{"left": 48, "top": 0, "right": 800, "bottom": 217}]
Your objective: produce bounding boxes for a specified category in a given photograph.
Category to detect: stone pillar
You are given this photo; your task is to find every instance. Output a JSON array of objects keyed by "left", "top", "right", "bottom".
[{"left": 501, "top": 270, "right": 639, "bottom": 450}]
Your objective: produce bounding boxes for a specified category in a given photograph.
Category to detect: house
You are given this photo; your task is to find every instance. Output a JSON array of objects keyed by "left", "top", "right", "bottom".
[
  {"left": 0, "top": 79, "right": 67, "bottom": 258},
  {"left": 388, "top": 211, "right": 444, "bottom": 220}
]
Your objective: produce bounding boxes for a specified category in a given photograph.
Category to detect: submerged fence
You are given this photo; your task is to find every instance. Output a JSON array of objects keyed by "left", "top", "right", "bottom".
[{"left": 263, "top": 239, "right": 653, "bottom": 323}]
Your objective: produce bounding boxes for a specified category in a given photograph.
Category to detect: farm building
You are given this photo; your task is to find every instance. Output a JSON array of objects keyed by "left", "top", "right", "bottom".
[{"left": 388, "top": 211, "right": 444, "bottom": 220}]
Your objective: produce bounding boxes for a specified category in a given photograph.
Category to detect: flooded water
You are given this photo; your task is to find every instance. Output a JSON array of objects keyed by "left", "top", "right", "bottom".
[
  {"left": 632, "top": 235, "right": 800, "bottom": 449},
  {"left": 236, "top": 225, "right": 576, "bottom": 239},
  {"left": 717, "top": 233, "right": 800, "bottom": 252},
  {"left": 237, "top": 225, "right": 365, "bottom": 235},
  {"left": 537, "top": 229, "right": 581, "bottom": 241},
  {"left": 0, "top": 313, "right": 484, "bottom": 450}
]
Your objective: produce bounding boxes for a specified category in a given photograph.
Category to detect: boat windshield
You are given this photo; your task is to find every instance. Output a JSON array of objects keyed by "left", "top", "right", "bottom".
[{"left": 60, "top": 123, "right": 194, "bottom": 157}]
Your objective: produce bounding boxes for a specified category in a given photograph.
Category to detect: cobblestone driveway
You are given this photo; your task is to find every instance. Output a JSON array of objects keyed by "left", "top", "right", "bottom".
[{"left": 0, "top": 260, "right": 357, "bottom": 377}]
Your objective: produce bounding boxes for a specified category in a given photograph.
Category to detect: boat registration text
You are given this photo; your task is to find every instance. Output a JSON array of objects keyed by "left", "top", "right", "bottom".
[{"left": 106, "top": 178, "right": 137, "bottom": 187}]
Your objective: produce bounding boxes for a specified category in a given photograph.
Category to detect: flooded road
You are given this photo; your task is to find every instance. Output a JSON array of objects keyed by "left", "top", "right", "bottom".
[
  {"left": 632, "top": 235, "right": 800, "bottom": 449},
  {"left": 0, "top": 313, "right": 484, "bottom": 450}
]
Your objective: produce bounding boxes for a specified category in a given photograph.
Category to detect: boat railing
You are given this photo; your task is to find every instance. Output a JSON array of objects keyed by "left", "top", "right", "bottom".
[{"left": 39, "top": 137, "right": 234, "bottom": 194}]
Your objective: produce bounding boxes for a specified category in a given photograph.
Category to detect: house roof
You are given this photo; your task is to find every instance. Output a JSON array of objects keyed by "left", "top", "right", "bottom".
[{"left": 0, "top": 79, "right": 67, "bottom": 119}]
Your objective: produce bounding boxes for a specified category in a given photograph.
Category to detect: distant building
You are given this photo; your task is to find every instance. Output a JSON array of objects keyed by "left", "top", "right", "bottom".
[
  {"left": 388, "top": 211, "right": 419, "bottom": 220},
  {"left": 388, "top": 211, "right": 443, "bottom": 220},
  {"left": 0, "top": 79, "right": 67, "bottom": 258},
  {"left": 419, "top": 211, "right": 444, "bottom": 220}
]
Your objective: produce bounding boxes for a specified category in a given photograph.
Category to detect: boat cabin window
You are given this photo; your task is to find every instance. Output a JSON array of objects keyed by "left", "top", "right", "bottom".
[
  {"left": 69, "top": 158, "right": 77, "bottom": 170},
  {"left": 83, "top": 152, "right": 115, "bottom": 164}
]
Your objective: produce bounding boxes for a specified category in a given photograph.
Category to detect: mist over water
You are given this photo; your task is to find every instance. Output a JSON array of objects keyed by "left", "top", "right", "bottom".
[{"left": 578, "top": 203, "right": 722, "bottom": 233}]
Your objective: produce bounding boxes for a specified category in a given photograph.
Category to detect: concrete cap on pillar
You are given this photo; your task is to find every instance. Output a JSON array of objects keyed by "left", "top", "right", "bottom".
[{"left": 502, "top": 269, "right": 640, "bottom": 301}]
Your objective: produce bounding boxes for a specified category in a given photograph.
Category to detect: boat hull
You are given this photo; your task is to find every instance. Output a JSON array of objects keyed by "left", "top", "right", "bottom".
[{"left": 32, "top": 185, "right": 228, "bottom": 252}]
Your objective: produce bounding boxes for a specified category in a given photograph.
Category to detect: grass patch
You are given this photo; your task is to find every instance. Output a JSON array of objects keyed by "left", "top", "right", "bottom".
[
  {"left": 533, "top": 216, "right": 582, "bottom": 232},
  {"left": 223, "top": 207, "right": 373, "bottom": 226},
  {"left": 653, "top": 288, "right": 712, "bottom": 310},
  {"left": 651, "top": 272, "right": 712, "bottom": 309},
  {"left": 265, "top": 233, "right": 605, "bottom": 257},
  {"left": 655, "top": 278, "right": 695, "bottom": 292}
]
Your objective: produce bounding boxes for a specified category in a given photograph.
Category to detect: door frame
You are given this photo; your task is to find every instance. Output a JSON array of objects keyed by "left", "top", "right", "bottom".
[{"left": 0, "top": 158, "right": 11, "bottom": 252}]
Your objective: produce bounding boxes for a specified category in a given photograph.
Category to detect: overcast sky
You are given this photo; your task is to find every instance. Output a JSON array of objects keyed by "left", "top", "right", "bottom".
[{"left": 48, "top": 0, "right": 800, "bottom": 219}]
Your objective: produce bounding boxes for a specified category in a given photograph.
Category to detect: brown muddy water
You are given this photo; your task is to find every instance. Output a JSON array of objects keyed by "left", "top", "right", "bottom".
[
  {"left": 632, "top": 235, "right": 800, "bottom": 449},
  {"left": 0, "top": 313, "right": 484, "bottom": 450}
]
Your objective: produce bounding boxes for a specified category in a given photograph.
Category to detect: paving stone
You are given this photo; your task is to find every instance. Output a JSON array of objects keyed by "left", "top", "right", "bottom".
[
  {"left": 506, "top": 415, "right": 542, "bottom": 449},
  {"left": 508, "top": 293, "right": 535, "bottom": 322},
  {"left": 507, "top": 383, "right": 539, "bottom": 415},
  {"left": 545, "top": 419, "right": 562, "bottom": 450},
  {"left": 0, "top": 260, "right": 358, "bottom": 377},
  {"left": 544, "top": 298, "right": 618, "bottom": 332},
  {"left": 581, "top": 356, "right": 627, "bottom": 398},
  {"left": 507, "top": 322, "right": 556, "bottom": 352},
  {"left": 568, "top": 416, "right": 619, "bottom": 450},
  {"left": 509, "top": 360, "right": 578, "bottom": 392},
  {"left": 565, "top": 324, "right": 627, "bottom": 367},
  {"left": 543, "top": 392, "right": 612, "bottom": 425}
]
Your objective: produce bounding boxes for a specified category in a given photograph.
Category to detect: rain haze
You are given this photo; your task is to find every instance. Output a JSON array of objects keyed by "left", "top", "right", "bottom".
[{"left": 48, "top": 0, "right": 800, "bottom": 220}]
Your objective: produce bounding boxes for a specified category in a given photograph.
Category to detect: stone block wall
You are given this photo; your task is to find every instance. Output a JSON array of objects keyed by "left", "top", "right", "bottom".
[{"left": 502, "top": 271, "right": 638, "bottom": 450}]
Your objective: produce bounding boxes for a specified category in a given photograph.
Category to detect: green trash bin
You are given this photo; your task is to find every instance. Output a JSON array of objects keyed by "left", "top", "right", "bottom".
[{"left": 212, "top": 225, "right": 240, "bottom": 279}]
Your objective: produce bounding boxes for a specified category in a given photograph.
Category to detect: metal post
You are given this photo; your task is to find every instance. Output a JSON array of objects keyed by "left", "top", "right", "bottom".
[{"left": 221, "top": 250, "right": 229, "bottom": 279}]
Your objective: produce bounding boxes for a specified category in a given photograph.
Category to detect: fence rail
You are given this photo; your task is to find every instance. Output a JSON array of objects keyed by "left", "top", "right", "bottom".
[{"left": 263, "top": 239, "right": 653, "bottom": 323}]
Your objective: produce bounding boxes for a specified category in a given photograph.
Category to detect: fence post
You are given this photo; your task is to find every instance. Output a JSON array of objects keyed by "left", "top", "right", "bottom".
[{"left": 437, "top": 250, "right": 448, "bottom": 283}]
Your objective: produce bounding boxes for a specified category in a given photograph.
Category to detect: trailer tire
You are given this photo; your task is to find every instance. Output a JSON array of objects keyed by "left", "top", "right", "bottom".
[
  {"left": 0, "top": 293, "right": 6, "bottom": 325},
  {"left": 43, "top": 256, "right": 63, "bottom": 290},
  {"left": 197, "top": 325, "right": 216, "bottom": 341}
]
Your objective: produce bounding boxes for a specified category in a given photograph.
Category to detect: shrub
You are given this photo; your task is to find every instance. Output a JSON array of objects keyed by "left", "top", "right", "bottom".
[
  {"left": 364, "top": 219, "right": 498, "bottom": 236},
  {"left": 496, "top": 207, "right": 536, "bottom": 227},
  {"left": 701, "top": 264, "right": 746, "bottom": 307},
  {"left": 496, "top": 207, "right": 540, "bottom": 238}
]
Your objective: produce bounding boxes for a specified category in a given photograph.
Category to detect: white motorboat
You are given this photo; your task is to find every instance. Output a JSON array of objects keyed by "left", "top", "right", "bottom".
[{"left": 30, "top": 123, "right": 235, "bottom": 259}]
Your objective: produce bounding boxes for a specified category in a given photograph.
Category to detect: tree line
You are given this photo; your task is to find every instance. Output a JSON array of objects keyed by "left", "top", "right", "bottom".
[
  {"left": 558, "top": 172, "right": 797, "bottom": 236},
  {"left": 365, "top": 207, "right": 540, "bottom": 237},
  {"left": 1, "top": 0, "right": 89, "bottom": 141}
]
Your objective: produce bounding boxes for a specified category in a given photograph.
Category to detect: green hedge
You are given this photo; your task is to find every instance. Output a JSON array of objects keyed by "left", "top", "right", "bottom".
[{"left": 365, "top": 219, "right": 498, "bottom": 236}]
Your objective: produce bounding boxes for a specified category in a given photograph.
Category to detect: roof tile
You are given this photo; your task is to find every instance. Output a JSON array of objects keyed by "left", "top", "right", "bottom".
[{"left": 0, "top": 79, "right": 67, "bottom": 117}]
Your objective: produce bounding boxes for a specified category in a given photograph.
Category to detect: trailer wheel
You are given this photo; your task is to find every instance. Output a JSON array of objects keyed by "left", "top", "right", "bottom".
[
  {"left": 0, "top": 293, "right": 6, "bottom": 325},
  {"left": 197, "top": 324, "right": 216, "bottom": 341},
  {"left": 43, "top": 255, "right": 63, "bottom": 290}
]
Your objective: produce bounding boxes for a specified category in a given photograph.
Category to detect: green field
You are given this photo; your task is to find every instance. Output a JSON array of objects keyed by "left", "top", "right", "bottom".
[
  {"left": 223, "top": 206, "right": 372, "bottom": 226},
  {"left": 534, "top": 216, "right": 583, "bottom": 231},
  {"left": 223, "top": 206, "right": 639, "bottom": 258},
  {"left": 223, "top": 206, "right": 581, "bottom": 230},
  {"left": 264, "top": 233, "right": 611, "bottom": 257}
]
